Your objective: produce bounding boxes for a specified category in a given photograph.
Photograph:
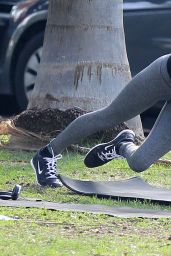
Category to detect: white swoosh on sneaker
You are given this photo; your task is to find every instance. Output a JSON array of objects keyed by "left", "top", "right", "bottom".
[{"left": 38, "top": 161, "right": 43, "bottom": 175}]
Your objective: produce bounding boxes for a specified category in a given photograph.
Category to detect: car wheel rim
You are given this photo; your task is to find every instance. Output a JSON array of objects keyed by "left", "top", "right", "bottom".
[{"left": 24, "top": 47, "right": 42, "bottom": 100}]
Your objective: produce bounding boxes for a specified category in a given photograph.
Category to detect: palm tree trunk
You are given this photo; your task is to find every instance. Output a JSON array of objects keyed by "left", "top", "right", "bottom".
[{"left": 28, "top": 0, "right": 144, "bottom": 138}]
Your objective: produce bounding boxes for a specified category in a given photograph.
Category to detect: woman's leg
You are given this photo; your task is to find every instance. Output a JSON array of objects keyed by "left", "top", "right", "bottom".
[
  {"left": 120, "top": 100, "right": 171, "bottom": 172},
  {"left": 31, "top": 54, "right": 171, "bottom": 187},
  {"left": 50, "top": 54, "right": 171, "bottom": 155}
]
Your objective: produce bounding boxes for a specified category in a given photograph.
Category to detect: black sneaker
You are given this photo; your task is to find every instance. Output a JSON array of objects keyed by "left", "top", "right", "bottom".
[
  {"left": 31, "top": 146, "right": 63, "bottom": 188},
  {"left": 84, "top": 129, "right": 135, "bottom": 168}
]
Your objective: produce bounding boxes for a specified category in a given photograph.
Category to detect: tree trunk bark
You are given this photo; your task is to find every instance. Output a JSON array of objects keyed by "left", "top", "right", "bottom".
[{"left": 28, "top": 0, "right": 144, "bottom": 139}]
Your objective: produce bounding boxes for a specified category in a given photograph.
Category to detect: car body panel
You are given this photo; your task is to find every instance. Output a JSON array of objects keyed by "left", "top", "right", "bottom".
[
  {"left": 123, "top": 0, "right": 171, "bottom": 75},
  {"left": 0, "top": 0, "right": 47, "bottom": 94}
]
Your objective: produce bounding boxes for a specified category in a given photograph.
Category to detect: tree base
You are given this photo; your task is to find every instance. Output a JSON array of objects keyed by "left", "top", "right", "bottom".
[
  {"left": 14, "top": 108, "right": 87, "bottom": 136},
  {"left": 13, "top": 108, "right": 131, "bottom": 142}
]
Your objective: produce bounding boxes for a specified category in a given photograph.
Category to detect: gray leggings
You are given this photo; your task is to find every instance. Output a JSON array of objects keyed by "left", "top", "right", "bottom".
[{"left": 49, "top": 54, "right": 171, "bottom": 172}]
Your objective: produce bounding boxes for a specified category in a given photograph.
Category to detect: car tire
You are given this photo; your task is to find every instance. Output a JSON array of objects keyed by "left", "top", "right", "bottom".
[{"left": 14, "top": 33, "right": 44, "bottom": 111}]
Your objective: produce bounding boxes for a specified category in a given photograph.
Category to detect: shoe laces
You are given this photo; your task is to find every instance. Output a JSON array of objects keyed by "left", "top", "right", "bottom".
[
  {"left": 97, "top": 145, "right": 118, "bottom": 162},
  {"left": 43, "top": 152, "right": 62, "bottom": 179}
]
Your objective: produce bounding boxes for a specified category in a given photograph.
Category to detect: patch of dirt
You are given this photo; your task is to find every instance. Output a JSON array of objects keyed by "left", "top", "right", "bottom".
[
  {"left": 13, "top": 108, "right": 130, "bottom": 142},
  {"left": 14, "top": 108, "right": 86, "bottom": 136}
]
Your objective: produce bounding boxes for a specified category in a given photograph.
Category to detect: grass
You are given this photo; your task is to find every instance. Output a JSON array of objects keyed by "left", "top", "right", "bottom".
[{"left": 0, "top": 148, "right": 170, "bottom": 255}]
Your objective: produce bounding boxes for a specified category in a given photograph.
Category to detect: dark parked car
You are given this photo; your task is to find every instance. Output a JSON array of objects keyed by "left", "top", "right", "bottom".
[{"left": 0, "top": 0, "right": 171, "bottom": 130}]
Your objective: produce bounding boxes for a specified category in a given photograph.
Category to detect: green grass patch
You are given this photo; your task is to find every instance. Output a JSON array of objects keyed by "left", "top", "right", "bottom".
[{"left": 0, "top": 148, "right": 170, "bottom": 255}]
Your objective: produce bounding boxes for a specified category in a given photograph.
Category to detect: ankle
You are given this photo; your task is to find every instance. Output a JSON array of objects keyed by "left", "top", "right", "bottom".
[
  {"left": 115, "top": 142, "right": 126, "bottom": 155},
  {"left": 117, "top": 142, "right": 134, "bottom": 157},
  {"left": 40, "top": 145, "right": 52, "bottom": 157}
]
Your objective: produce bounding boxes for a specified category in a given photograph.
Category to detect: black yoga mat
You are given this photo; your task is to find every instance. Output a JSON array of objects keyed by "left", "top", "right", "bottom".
[
  {"left": 0, "top": 199, "right": 171, "bottom": 218},
  {"left": 58, "top": 175, "right": 171, "bottom": 204}
]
